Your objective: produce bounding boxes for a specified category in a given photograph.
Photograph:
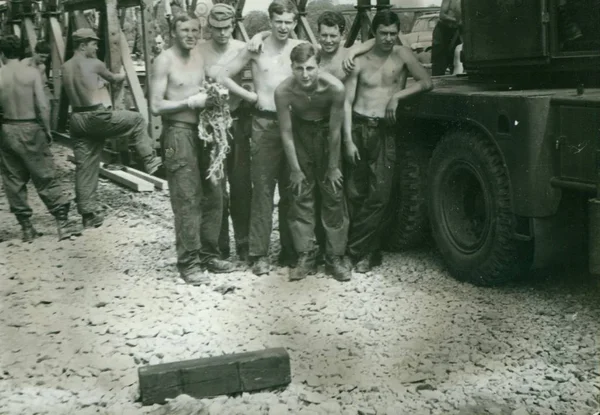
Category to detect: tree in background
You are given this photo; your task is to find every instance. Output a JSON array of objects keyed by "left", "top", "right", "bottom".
[{"left": 244, "top": 10, "right": 270, "bottom": 38}]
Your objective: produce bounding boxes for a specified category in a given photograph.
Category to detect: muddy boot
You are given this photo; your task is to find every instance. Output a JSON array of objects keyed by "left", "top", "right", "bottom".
[
  {"left": 326, "top": 255, "right": 351, "bottom": 282},
  {"left": 289, "top": 251, "right": 317, "bottom": 281},
  {"left": 54, "top": 204, "right": 82, "bottom": 241},
  {"left": 82, "top": 212, "right": 104, "bottom": 229},
  {"left": 355, "top": 256, "right": 371, "bottom": 274},
  {"left": 278, "top": 249, "right": 298, "bottom": 268},
  {"left": 17, "top": 217, "right": 42, "bottom": 243},
  {"left": 143, "top": 155, "right": 162, "bottom": 175},
  {"left": 236, "top": 243, "right": 249, "bottom": 263},
  {"left": 181, "top": 269, "right": 211, "bottom": 286},
  {"left": 203, "top": 257, "right": 236, "bottom": 273},
  {"left": 252, "top": 256, "right": 270, "bottom": 276}
]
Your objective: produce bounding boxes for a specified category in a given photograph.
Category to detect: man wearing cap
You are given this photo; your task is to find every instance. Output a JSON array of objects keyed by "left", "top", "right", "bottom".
[
  {"left": 62, "top": 28, "right": 162, "bottom": 229},
  {"left": 150, "top": 14, "right": 235, "bottom": 286},
  {"left": 217, "top": 0, "right": 305, "bottom": 276},
  {"left": 200, "top": 3, "right": 252, "bottom": 262},
  {"left": 0, "top": 35, "right": 82, "bottom": 242}
]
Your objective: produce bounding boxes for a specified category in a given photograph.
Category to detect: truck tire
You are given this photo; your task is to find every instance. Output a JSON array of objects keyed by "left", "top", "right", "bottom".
[
  {"left": 385, "top": 138, "right": 430, "bottom": 251},
  {"left": 428, "top": 130, "right": 532, "bottom": 286}
]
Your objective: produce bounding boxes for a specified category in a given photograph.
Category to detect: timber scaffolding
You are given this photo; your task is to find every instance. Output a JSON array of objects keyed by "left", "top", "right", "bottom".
[{"left": 0, "top": 0, "right": 416, "bottom": 168}]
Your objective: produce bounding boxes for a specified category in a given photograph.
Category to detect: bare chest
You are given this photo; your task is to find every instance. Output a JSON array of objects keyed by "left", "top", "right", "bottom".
[
  {"left": 168, "top": 59, "right": 204, "bottom": 89},
  {"left": 359, "top": 57, "right": 406, "bottom": 89}
]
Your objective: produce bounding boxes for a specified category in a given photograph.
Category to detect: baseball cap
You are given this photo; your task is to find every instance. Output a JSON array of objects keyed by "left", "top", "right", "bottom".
[
  {"left": 72, "top": 28, "right": 100, "bottom": 42},
  {"left": 208, "top": 4, "right": 235, "bottom": 28}
]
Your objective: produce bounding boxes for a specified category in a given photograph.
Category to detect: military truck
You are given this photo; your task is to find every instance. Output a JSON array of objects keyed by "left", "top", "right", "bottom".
[{"left": 376, "top": 0, "right": 600, "bottom": 286}]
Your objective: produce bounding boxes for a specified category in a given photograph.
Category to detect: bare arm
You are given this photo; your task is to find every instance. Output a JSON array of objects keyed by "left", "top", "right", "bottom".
[
  {"left": 391, "top": 46, "right": 433, "bottom": 100},
  {"left": 94, "top": 59, "right": 125, "bottom": 83},
  {"left": 215, "top": 48, "right": 258, "bottom": 103},
  {"left": 275, "top": 85, "right": 301, "bottom": 173},
  {"left": 343, "top": 62, "right": 359, "bottom": 146},
  {"left": 32, "top": 70, "right": 50, "bottom": 134},
  {"left": 149, "top": 53, "right": 189, "bottom": 115},
  {"left": 346, "top": 38, "right": 375, "bottom": 60},
  {"left": 328, "top": 84, "right": 345, "bottom": 170}
]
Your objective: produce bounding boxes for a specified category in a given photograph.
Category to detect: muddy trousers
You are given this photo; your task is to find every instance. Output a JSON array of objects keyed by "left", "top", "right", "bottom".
[
  {"left": 431, "top": 20, "right": 461, "bottom": 76},
  {"left": 218, "top": 109, "right": 252, "bottom": 256},
  {"left": 345, "top": 113, "right": 396, "bottom": 259},
  {"left": 161, "top": 121, "right": 223, "bottom": 276},
  {"left": 248, "top": 112, "right": 294, "bottom": 258},
  {"left": 0, "top": 121, "right": 69, "bottom": 221},
  {"left": 288, "top": 117, "right": 348, "bottom": 256},
  {"left": 69, "top": 107, "right": 156, "bottom": 215}
]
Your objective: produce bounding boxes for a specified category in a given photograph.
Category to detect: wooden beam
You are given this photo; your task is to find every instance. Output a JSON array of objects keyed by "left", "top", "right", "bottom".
[
  {"left": 105, "top": 0, "right": 125, "bottom": 109},
  {"left": 67, "top": 155, "right": 154, "bottom": 192},
  {"left": 22, "top": 17, "right": 37, "bottom": 51},
  {"left": 138, "top": 348, "right": 291, "bottom": 406},
  {"left": 139, "top": 0, "right": 162, "bottom": 144},
  {"left": 119, "top": 30, "right": 148, "bottom": 119},
  {"left": 123, "top": 166, "right": 168, "bottom": 190}
]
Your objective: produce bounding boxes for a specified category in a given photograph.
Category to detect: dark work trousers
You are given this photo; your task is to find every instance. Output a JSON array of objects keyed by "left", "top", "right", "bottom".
[
  {"left": 217, "top": 107, "right": 252, "bottom": 256},
  {"left": 345, "top": 112, "right": 396, "bottom": 260},
  {"left": 0, "top": 120, "right": 68, "bottom": 220},
  {"left": 69, "top": 105, "right": 155, "bottom": 216},
  {"left": 248, "top": 110, "right": 294, "bottom": 258},
  {"left": 288, "top": 115, "right": 349, "bottom": 256},
  {"left": 431, "top": 20, "right": 461, "bottom": 76},
  {"left": 161, "top": 120, "right": 223, "bottom": 277}
]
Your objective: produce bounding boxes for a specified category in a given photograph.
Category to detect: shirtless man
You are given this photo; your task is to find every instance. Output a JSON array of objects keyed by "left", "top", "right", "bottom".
[
  {"left": 217, "top": 0, "right": 305, "bottom": 276},
  {"left": 22, "top": 40, "right": 50, "bottom": 84},
  {"left": 200, "top": 3, "right": 252, "bottom": 261},
  {"left": 0, "top": 35, "right": 81, "bottom": 242},
  {"left": 344, "top": 10, "right": 432, "bottom": 273},
  {"left": 62, "top": 28, "right": 162, "bottom": 229},
  {"left": 151, "top": 14, "right": 235, "bottom": 285},
  {"left": 275, "top": 43, "right": 351, "bottom": 282}
]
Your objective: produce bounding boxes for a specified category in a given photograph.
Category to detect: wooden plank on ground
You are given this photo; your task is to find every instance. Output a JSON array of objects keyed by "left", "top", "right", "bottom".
[
  {"left": 138, "top": 347, "right": 291, "bottom": 406},
  {"left": 66, "top": 155, "right": 154, "bottom": 192},
  {"left": 123, "top": 166, "right": 168, "bottom": 190}
]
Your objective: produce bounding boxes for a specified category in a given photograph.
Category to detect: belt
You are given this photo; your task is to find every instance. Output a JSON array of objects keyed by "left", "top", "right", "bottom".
[
  {"left": 2, "top": 118, "right": 38, "bottom": 124},
  {"left": 353, "top": 111, "right": 386, "bottom": 127},
  {"left": 253, "top": 108, "right": 278, "bottom": 120},
  {"left": 162, "top": 119, "right": 198, "bottom": 130},
  {"left": 293, "top": 114, "right": 329, "bottom": 125},
  {"left": 72, "top": 104, "right": 109, "bottom": 113}
]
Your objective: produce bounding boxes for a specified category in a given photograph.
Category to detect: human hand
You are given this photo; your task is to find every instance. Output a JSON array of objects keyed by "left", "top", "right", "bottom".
[
  {"left": 342, "top": 55, "right": 356, "bottom": 74},
  {"left": 325, "top": 167, "right": 343, "bottom": 191},
  {"left": 344, "top": 141, "right": 360, "bottom": 165},
  {"left": 247, "top": 91, "right": 259, "bottom": 105},
  {"left": 289, "top": 170, "right": 306, "bottom": 195},
  {"left": 247, "top": 33, "right": 264, "bottom": 53},
  {"left": 385, "top": 97, "right": 399, "bottom": 124},
  {"left": 187, "top": 91, "right": 209, "bottom": 109}
]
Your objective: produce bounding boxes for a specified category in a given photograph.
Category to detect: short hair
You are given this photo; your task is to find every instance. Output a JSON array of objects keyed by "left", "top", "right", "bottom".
[
  {"left": 74, "top": 38, "right": 96, "bottom": 50},
  {"left": 290, "top": 43, "right": 320, "bottom": 65},
  {"left": 371, "top": 10, "right": 401, "bottom": 33},
  {"left": 268, "top": 0, "right": 298, "bottom": 20},
  {"left": 34, "top": 40, "right": 51, "bottom": 55},
  {"left": 0, "top": 35, "right": 22, "bottom": 59},
  {"left": 170, "top": 13, "right": 199, "bottom": 32},
  {"left": 317, "top": 11, "right": 346, "bottom": 34}
]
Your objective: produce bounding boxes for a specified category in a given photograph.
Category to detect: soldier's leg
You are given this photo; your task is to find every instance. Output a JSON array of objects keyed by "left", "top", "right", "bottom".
[
  {"left": 97, "top": 109, "right": 161, "bottom": 173},
  {"left": 228, "top": 112, "right": 252, "bottom": 258},
  {"left": 277, "top": 157, "right": 297, "bottom": 267},
  {"left": 161, "top": 124, "right": 204, "bottom": 280},
  {"left": 218, "top": 177, "right": 231, "bottom": 259},
  {"left": 72, "top": 137, "right": 104, "bottom": 217}
]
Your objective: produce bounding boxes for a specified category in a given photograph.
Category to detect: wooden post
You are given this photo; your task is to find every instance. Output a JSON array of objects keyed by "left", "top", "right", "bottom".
[
  {"left": 293, "top": 0, "right": 317, "bottom": 45},
  {"left": 344, "top": 0, "right": 372, "bottom": 48},
  {"left": 139, "top": 0, "right": 162, "bottom": 144},
  {"left": 104, "top": 0, "right": 125, "bottom": 109},
  {"left": 233, "top": 0, "right": 249, "bottom": 42}
]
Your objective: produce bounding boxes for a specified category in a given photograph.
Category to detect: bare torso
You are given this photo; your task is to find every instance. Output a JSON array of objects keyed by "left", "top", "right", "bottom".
[
  {"left": 161, "top": 47, "right": 205, "bottom": 124},
  {"left": 251, "top": 38, "right": 304, "bottom": 112},
  {"left": 353, "top": 46, "right": 408, "bottom": 118},
  {"left": 320, "top": 47, "right": 351, "bottom": 81},
  {"left": 62, "top": 55, "right": 112, "bottom": 107},
  {"left": 197, "top": 39, "right": 245, "bottom": 112},
  {"left": 278, "top": 72, "right": 342, "bottom": 121},
  {"left": 0, "top": 61, "right": 39, "bottom": 120}
]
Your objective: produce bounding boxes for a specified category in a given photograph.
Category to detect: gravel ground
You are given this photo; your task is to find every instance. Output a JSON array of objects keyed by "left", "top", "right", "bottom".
[{"left": 1, "top": 144, "right": 599, "bottom": 415}]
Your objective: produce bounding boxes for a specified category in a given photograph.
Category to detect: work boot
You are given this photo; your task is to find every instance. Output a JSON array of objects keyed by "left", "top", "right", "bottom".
[
  {"left": 252, "top": 256, "right": 270, "bottom": 276},
  {"left": 236, "top": 243, "right": 249, "bottom": 262},
  {"left": 82, "top": 212, "right": 104, "bottom": 229},
  {"left": 289, "top": 251, "right": 317, "bottom": 281},
  {"left": 355, "top": 256, "right": 371, "bottom": 274},
  {"left": 278, "top": 249, "right": 298, "bottom": 268},
  {"left": 203, "top": 257, "right": 235, "bottom": 273},
  {"left": 143, "top": 156, "right": 162, "bottom": 175},
  {"left": 326, "top": 255, "right": 351, "bottom": 282},
  {"left": 181, "top": 269, "right": 211, "bottom": 286},
  {"left": 18, "top": 217, "right": 42, "bottom": 243},
  {"left": 54, "top": 204, "right": 83, "bottom": 241}
]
